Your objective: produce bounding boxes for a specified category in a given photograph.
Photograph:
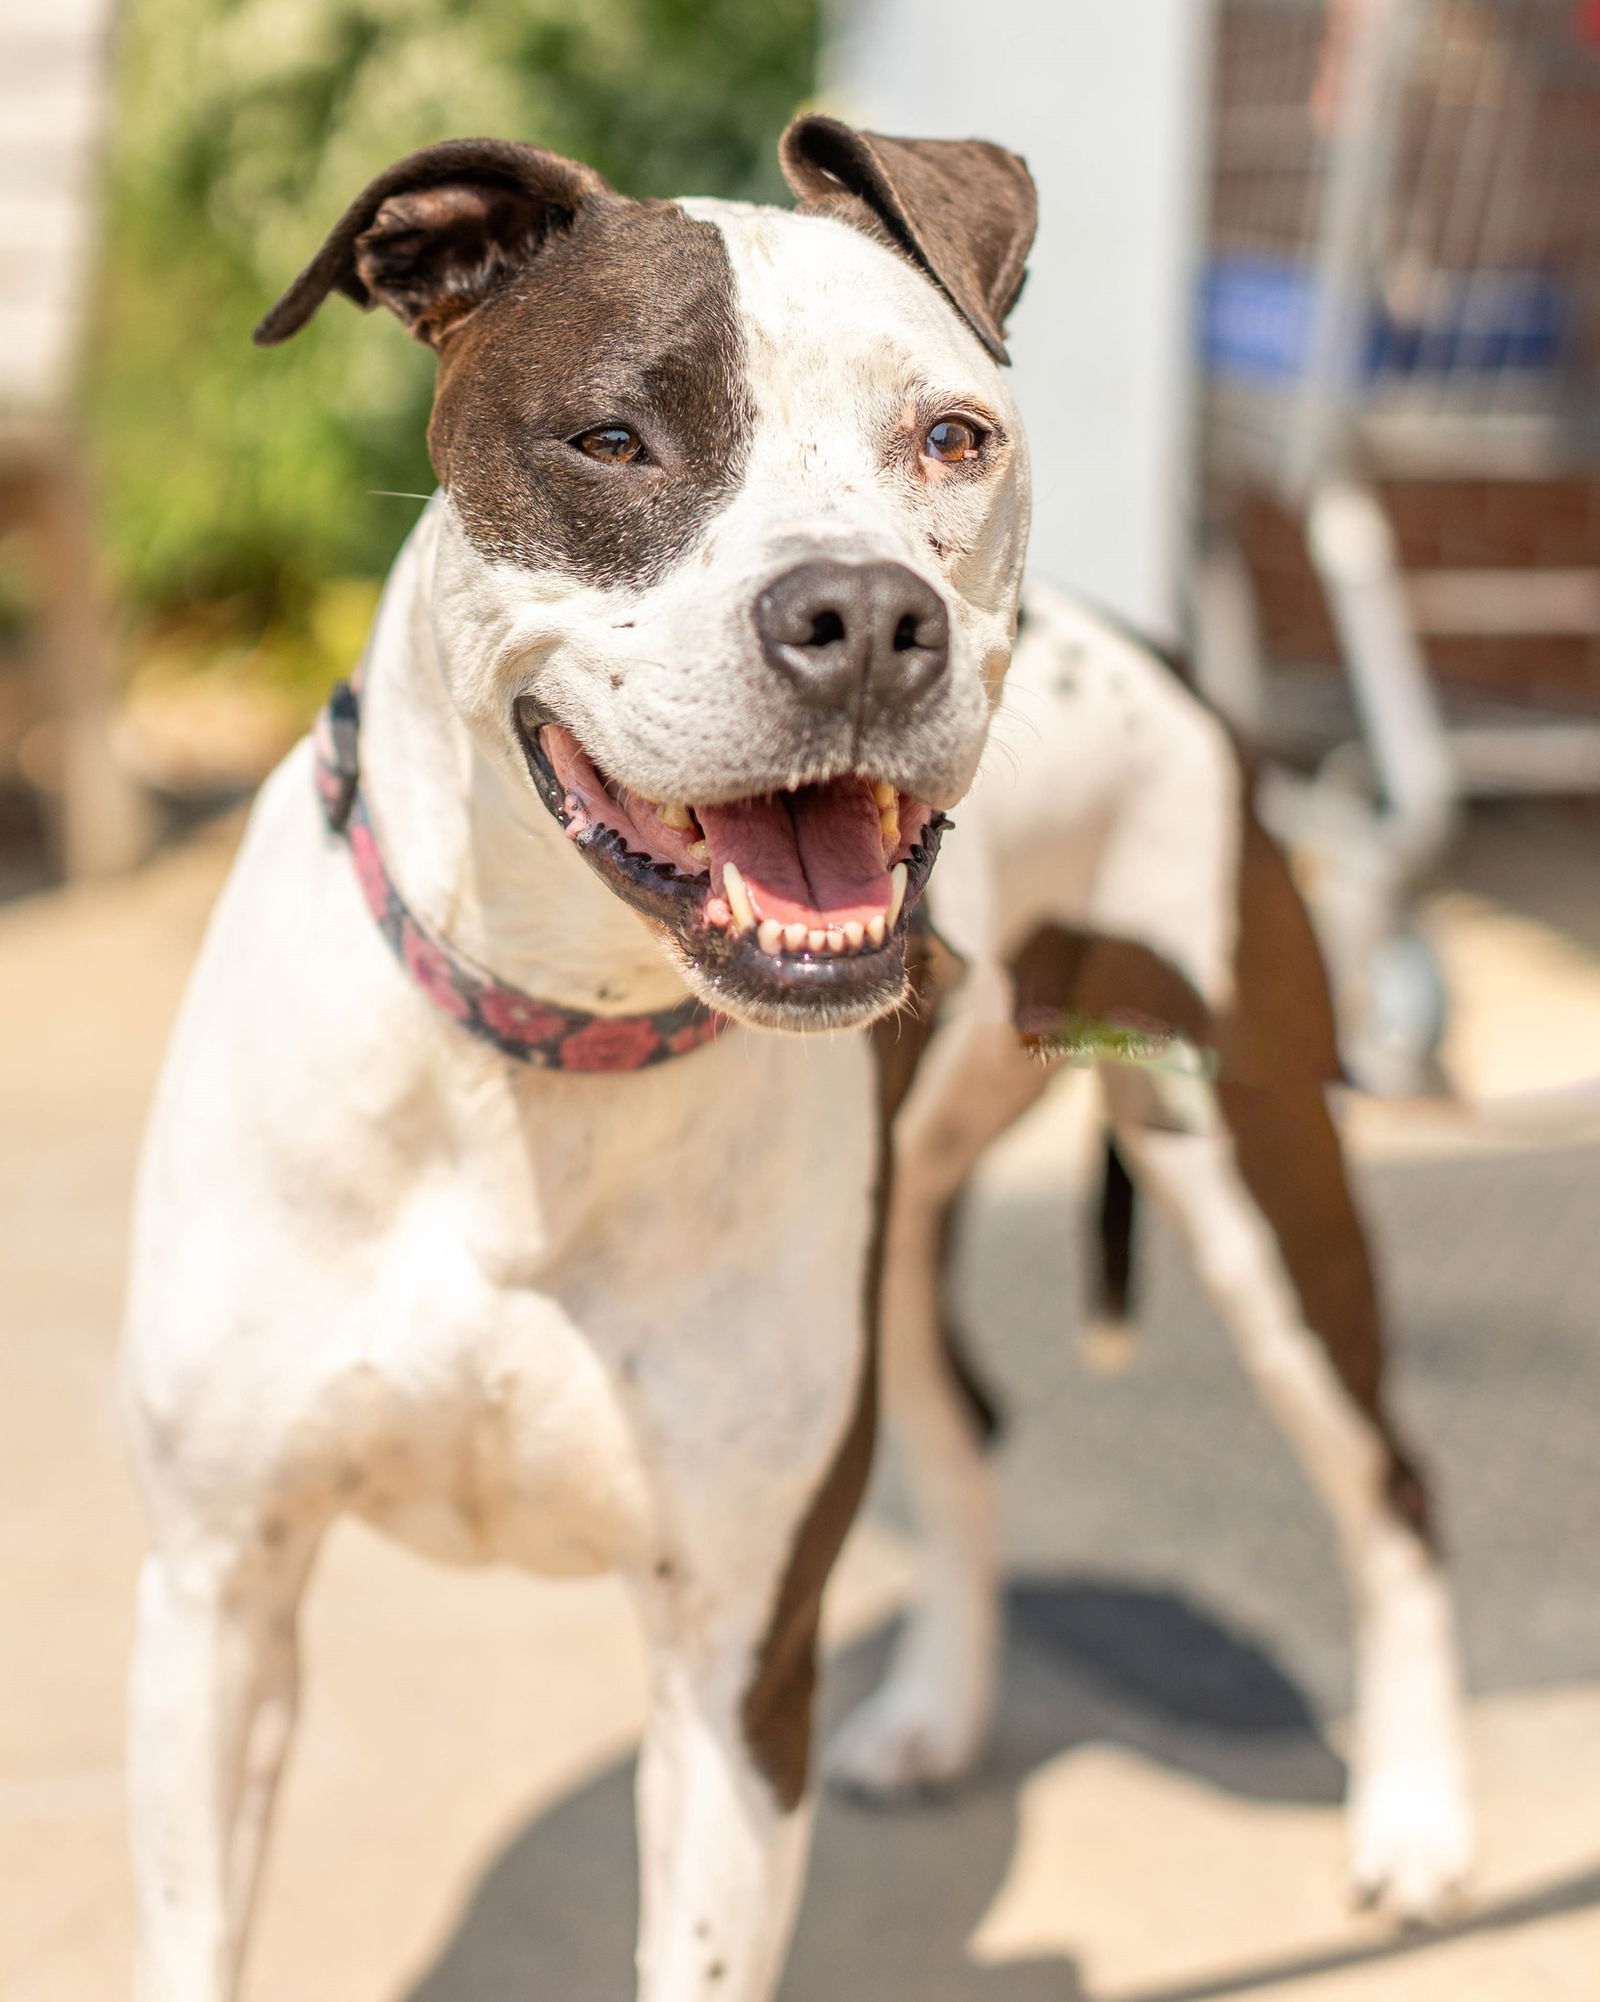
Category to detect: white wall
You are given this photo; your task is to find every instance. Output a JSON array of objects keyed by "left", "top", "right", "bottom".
[
  {"left": 0, "top": 0, "right": 115, "bottom": 418},
  {"left": 825, "top": 0, "right": 1212, "bottom": 642}
]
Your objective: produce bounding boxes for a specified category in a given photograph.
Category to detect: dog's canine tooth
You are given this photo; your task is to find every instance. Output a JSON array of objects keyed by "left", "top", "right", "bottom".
[
  {"left": 879, "top": 804, "right": 900, "bottom": 850},
  {"left": 866, "top": 913, "right": 886, "bottom": 946},
  {"left": 825, "top": 928, "right": 845, "bottom": 953},
  {"left": 870, "top": 779, "right": 896, "bottom": 810},
  {"left": 758, "top": 919, "right": 783, "bottom": 955},
  {"left": 656, "top": 801, "right": 693, "bottom": 830},
  {"left": 783, "top": 922, "right": 808, "bottom": 952},
  {"left": 842, "top": 920, "right": 865, "bottom": 950},
  {"left": 887, "top": 863, "right": 908, "bottom": 928},
  {"left": 807, "top": 928, "right": 827, "bottom": 953},
  {"left": 721, "top": 861, "right": 756, "bottom": 933}
]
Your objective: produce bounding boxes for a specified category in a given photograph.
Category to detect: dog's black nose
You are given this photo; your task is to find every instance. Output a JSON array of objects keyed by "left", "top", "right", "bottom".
[{"left": 754, "top": 561, "right": 949, "bottom": 722}]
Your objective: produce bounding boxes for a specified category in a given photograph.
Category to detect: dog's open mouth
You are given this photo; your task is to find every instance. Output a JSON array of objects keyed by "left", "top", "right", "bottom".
[{"left": 517, "top": 710, "right": 947, "bottom": 1026}]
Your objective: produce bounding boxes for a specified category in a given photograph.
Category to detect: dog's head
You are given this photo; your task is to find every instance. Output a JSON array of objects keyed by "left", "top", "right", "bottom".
[{"left": 258, "top": 118, "right": 1035, "bottom": 1030}]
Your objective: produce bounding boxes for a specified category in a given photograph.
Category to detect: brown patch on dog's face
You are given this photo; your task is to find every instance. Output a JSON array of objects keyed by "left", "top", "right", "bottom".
[
  {"left": 254, "top": 140, "right": 754, "bottom": 596},
  {"left": 427, "top": 199, "right": 754, "bottom": 591}
]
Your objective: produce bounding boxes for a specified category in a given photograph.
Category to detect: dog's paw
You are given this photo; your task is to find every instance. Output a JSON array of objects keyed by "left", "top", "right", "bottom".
[
  {"left": 825, "top": 1681, "right": 984, "bottom": 1801},
  {"left": 1348, "top": 1770, "right": 1474, "bottom": 1924}
]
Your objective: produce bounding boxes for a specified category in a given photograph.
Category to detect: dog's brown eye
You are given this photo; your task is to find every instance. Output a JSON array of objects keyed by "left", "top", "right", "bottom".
[
  {"left": 573, "top": 424, "right": 647, "bottom": 464},
  {"left": 924, "top": 418, "right": 984, "bottom": 465}
]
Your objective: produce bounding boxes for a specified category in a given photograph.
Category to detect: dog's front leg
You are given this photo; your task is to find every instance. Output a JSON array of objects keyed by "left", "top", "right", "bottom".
[
  {"left": 629, "top": 1326, "right": 874, "bottom": 2002},
  {"left": 128, "top": 1516, "right": 324, "bottom": 2002},
  {"left": 830, "top": 998, "right": 1044, "bottom": 1797},
  {"left": 632, "top": 1636, "right": 815, "bottom": 2002}
]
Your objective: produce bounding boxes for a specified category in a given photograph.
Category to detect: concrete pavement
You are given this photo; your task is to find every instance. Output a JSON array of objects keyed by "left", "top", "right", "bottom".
[{"left": 3, "top": 811, "right": 1599, "bottom": 2001}]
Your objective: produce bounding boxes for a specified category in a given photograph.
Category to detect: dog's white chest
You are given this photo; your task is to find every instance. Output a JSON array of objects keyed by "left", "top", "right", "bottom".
[
  {"left": 328, "top": 1310, "right": 656, "bottom": 1575},
  {"left": 127, "top": 828, "right": 881, "bottom": 1588}
]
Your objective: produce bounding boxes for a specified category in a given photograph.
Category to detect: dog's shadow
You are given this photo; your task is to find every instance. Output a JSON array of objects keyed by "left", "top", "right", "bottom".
[{"left": 406, "top": 1577, "right": 1344, "bottom": 2001}]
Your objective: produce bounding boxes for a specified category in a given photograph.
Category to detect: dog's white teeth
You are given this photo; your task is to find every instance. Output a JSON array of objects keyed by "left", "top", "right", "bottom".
[
  {"left": 742, "top": 914, "right": 884, "bottom": 959},
  {"left": 656, "top": 801, "right": 693, "bottom": 830},
  {"left": 870, "top": 779, "right": 897, "bottom": 810},
  {"left": 721, "top": 860, "right": 756, "bottom": 933},
  {"left": 686, "top": 839, "right": 710, "bottom": 865},
  {"left": 887, "top": 863, "right": 908, "bottom": 928}
]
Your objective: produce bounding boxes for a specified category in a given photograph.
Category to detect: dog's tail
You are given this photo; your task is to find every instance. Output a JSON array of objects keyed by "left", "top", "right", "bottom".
[{"left": 1082, "top": 1136, "right": 1139, "bottom": 1374}]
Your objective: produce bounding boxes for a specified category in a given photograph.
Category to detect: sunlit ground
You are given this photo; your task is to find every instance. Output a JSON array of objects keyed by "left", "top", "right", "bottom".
[{"left": 3, "top": 803, "right": 1599, "bottom": 2001}]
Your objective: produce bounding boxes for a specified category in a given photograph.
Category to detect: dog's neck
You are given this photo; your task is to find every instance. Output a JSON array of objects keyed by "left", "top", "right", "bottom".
[{"left": 354, "top": 506, "right": 694, "bottom": 1017}]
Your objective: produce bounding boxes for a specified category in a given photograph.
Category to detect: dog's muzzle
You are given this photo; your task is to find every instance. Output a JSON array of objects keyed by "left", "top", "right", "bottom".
[{"left": 511, "top": 559, "right": 965, "bottom": 1031}]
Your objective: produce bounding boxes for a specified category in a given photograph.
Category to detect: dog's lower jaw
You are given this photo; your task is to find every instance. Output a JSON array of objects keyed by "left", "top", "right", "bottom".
[{"left": 661, "top": 923, "right": 912, "bottom": 1033}]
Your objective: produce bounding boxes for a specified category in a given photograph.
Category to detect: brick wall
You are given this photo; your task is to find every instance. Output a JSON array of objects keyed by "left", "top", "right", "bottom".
[{"left": 1237, "top": 482, "right": 1600, "bottom": 717}]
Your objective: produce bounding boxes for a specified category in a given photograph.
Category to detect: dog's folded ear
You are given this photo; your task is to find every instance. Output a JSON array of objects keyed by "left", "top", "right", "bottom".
[
  {"left": 779, "top": 115, "right": 1036, "bottom": 364},
  {"left": 253, "top": 138, "right": 612, "bottom": 349}
]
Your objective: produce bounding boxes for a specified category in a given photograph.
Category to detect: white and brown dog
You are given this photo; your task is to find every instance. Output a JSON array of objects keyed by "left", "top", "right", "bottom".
[
  {"left": 121, "top": 115, "right": 1468, "bottom": 2002},
  {"left": 122, "top": 119, "right": 1037, "bottom": 2002}
]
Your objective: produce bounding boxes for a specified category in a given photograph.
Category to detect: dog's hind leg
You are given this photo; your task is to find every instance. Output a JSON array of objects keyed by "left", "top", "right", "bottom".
[
  {"left": 128, "top": 1507, "right": 325, "bottom": 2002},
  {"left": 828, "top": 988, "right": 1051, "bottom": 1797},
  {"left": 1103, "top": 1071, "right": 1472, "bottom": 1922}
]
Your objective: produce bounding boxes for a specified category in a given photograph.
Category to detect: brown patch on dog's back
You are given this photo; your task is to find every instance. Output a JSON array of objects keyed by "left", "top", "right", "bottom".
[
  {"left": 1216, "top": 795, "right": 1344, "bottom": 1087},
  {"left": 1010, "top": 924, "right": 1214, "bottom": 1057},
  {"left": 1004, "top": 787, "right": 1433, "bottom": 1541},
  {"left": 1218, "top": 796, "right": 1432, "bottom": 1537},
  {"left": 427, "top": 199, "right": 753, "bottom": 591}
]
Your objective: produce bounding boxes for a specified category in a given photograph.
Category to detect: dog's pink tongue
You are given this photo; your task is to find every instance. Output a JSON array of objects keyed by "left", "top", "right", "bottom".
[{"left": 698, "top": 780, "right": 891, "bottom": 926}]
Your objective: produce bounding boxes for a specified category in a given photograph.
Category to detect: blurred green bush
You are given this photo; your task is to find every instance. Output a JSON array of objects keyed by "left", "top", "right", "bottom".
[{"left": 91, "top": 0, "right": 818, "bottom": 697}]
